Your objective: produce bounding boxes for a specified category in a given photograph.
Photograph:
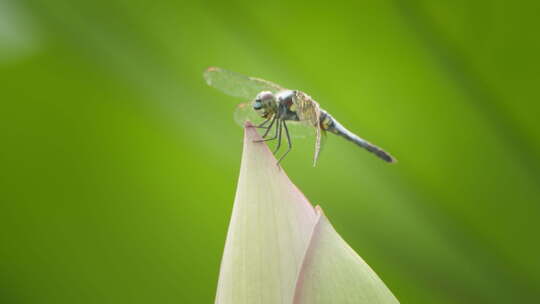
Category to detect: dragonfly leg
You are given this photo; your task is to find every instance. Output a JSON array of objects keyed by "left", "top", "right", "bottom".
[
  {"left": 256, "top": 117, "right": 272, "bottom": 129},
  {"left": 261, "top": 116, "right": 276, "bottom": 137},
  {"left": 273, "top": 120, "right": 283, "bottom": 154},
  {"left": 277, "top": 121, "right": 292, "bottom": 164},
  {"left": 254, "top": 118, "right": 279, "bottom": 143}
]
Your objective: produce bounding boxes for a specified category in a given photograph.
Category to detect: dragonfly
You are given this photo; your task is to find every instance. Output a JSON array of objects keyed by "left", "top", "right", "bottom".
[{"left": 204, "top": 67, "right": 396, "bottom": 165}]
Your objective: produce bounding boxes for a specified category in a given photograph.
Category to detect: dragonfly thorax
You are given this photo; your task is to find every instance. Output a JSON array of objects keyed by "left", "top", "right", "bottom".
[{"left": 276, "top": 90, "right": 300, "bottom": 121}]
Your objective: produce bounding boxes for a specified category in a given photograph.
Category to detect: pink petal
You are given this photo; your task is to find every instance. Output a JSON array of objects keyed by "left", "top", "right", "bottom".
[
  {"left": 215, "top": 123, "right": 318, "bottom": 304},
  {"left": 294, "top": 207, "right": 399, "bottom": 304}
]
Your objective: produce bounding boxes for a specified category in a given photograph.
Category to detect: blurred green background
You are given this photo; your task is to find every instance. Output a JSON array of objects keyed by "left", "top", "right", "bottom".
[{"left": 1, "top": 0, "right": 539, "bottom": 303}]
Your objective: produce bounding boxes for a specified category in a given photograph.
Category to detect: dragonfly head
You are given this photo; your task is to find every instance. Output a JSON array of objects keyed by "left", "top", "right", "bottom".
[{"left": 253, "top": 91, "right": 276, "bottom": 117}]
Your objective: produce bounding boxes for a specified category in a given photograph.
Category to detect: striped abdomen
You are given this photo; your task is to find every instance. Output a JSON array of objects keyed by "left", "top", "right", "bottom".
[{"left": 319, "top": 110, "right": 396, "bottom": 163}]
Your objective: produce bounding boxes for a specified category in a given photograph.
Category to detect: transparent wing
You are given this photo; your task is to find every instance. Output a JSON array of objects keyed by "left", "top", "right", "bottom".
[
  {"left": 282, "top": 121, "right": 312, "bottom": 139},
  {"left": 292, "top": 91, "right": 323, "bottom": 165},
  {"left": 204, "top": 67, "right": 285, "bottom": 100},
  {"left": 293, "top": 91, "right": 321, "bottom": 126},
  {"left": 315, "top": 130, "right": 328, "bottom": 165},
  {"left": 234, "top": 102, "right": 265, "bottom": 126}
]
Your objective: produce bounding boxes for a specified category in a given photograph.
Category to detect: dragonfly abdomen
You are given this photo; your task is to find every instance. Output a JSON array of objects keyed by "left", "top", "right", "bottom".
[{"left": 320, "top": 110, "right": 396, "bottom": 163}]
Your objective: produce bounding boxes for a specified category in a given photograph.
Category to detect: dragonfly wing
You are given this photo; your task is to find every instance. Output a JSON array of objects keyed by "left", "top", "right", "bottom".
[
  {"left": 292, "top": 91, "right": 323, "bottom": 166},
  {"left": 313, "top": 125, "right": 322, "bottom": 166},
  {"left": 234, "top": 102, "right": 266, "bottom": 126},
  {"left": 204, "top": 67, "right": 285, "bottom": 100},
  {"left": 282, "top": 121, "right": 311, "bottom": 139},
  {"left": 293, "top": 91, "right": 321, "bottom": 125}
]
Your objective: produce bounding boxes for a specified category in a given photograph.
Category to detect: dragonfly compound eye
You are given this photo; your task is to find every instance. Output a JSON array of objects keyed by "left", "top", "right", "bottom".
[{"left": 253, "top": 100, "right": 263, "bottom": 110}]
